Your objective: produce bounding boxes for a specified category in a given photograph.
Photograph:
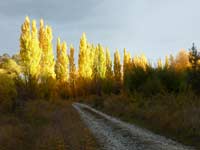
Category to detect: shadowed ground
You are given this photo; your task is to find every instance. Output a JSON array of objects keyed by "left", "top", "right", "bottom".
[{"left": 0, "top": 100, "right": 100, "bottom": 150}]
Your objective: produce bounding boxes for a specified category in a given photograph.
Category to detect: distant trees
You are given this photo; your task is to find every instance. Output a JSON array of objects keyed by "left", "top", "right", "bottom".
[
  {"left": 174, "top": 49, "right": 190, "bottom": 71},
  {"left": 102, "top": 48, "right": 114, "bottom": 94},
  {"left": 19, "top": 17, "right": 42, "bottom": 99},
  {"left": 6, "top": 16, "right": 200, "bottom": 100},
  {"left": 188, "top": 43, "right": 200, "bottom": 93},
  {"left": 39, "top": 19, "right": 56, "bottom": 80},
  {"left": 105, "top": 48, "right": 113, "bottom": 79},
  {"left": 92, "top": 44, "right": 106, "bottom": 79},
  {"left": 55, "top": 38, "right": 69, "bottom": 82},
  {"left": 78, "top": 33, "right": 92, "bottom": 79},
  {"left": 91, "top": 44, "right": 106, "bottom": 95},
  {"left": 69, "top": 45, "right": 76, "bottom": 97},
  {"left": 20, "top": 17, "right": 41, "bottom": 81},
  {"left": 114, "top": 49, "right": 121, "bottom": 82},
  {"left": 189, "top": 43, "right": 199, "bottom": 71}
]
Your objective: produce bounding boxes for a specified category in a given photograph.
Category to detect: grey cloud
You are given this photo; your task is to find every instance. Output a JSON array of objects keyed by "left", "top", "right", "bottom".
[
  {"left": 0, "top": 0, "right": 102, "bottom": 22},
  {"left": 1, "top": 0, "right": 200, "bottom": 62}
]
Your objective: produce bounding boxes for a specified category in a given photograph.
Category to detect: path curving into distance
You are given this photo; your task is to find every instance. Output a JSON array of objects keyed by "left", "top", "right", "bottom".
[{"left": 73, "top": 103, "right": 195, "bottom": 150}]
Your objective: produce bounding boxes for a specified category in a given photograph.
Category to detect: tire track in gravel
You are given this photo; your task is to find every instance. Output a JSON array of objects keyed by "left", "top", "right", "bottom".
[{"left": 73, "top": 103, "right": 195, "bottom": 150}]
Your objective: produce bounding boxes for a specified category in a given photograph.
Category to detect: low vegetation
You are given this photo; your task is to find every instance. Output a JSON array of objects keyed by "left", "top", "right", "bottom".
[
  {"left": 0, "top": 100, "right": 99, "bottom": 150},
  {"left": 86, "top": 93, "right": 200, "bottom": 148}
]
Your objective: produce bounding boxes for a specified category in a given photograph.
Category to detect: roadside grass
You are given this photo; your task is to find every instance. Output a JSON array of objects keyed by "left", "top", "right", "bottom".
[
  {"left": 85, "top": 92, "right": 200, "bottom": 149},
  {"left": 0, "top": 99, "right": 99, "bottom": 150}
]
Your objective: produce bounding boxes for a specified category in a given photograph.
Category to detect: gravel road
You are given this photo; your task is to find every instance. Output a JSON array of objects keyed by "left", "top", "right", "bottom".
[{"left": 73, "top": 103, "right": 195, "bottom": 150}]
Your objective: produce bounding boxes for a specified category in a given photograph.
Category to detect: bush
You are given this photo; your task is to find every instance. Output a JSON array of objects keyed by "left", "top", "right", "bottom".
[{"left": 0, "top": 72, "right": 17, "bottom": 112}]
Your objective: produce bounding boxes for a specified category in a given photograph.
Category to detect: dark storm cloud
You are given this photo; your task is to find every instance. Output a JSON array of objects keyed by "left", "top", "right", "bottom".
[{"left": 0, "top": 0, "right": 101, "bottom": 22}]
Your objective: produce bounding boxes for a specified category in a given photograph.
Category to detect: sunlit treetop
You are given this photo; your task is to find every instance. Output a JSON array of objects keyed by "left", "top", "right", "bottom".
[
  {"left": 132, "top": 54, "right": 148, "bottom": 71},
  {"left": 79, "top": 32, "right": 87, "bottom": 51},
  {"left": 175, "top": 49, "right": 190, "bottom": 71},
  {"left": 78, "top": 32, "right": 93, "bottom": 79},
  {"left": 39, "top": 20, "right": 56, "bottom": 79},
  {"left": 114, "top": 49, "right": 121, "bottom": 81},
  {"left": 69, "top": 44, "right": 76, "bottom": 83},
  {"left": 100, "top": 44, "right": 106, "bottom": 78},
  {"left": 21, "top": 16, "right": 30, "bottom": 33},
  {"left": 157, "top": 58, "right": 163, "bottom": 69},
  {"left": 30, "top": 19, "right": 42, "bottom": 78},
  {"left": 164, "top": 56, "right": 170, "bottom": 69},
  {"left": 20, "top": 16, "right": 41, "bottom": 79},
  {"left": 123, "top": 48, "right": 132, "bottom": 73},
  {"left": 55, "top": 38, "right": 69, "bottom": 82},
  {"left": 105, "top": 48, "right": 113, "bottom": 78}
]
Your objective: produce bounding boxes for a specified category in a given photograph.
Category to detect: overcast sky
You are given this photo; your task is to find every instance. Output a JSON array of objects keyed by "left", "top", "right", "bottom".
[{"left": 1, "top": 0, "right": 200, "bottom": 62}]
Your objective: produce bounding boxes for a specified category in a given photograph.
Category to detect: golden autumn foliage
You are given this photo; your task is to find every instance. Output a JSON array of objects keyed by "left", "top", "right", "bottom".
[
  {"left": 0, "top": 58, "right": 21, "bottom": 76},
  {"left": 16, "top": 17, "right": 200, "bottom": 99},
  {"left": 20, "top": 16, "right": 31, "bottom": 71},
  {"left": 30, "top": 20, "right": 42, "bottom": 78},
  {"left": 164, "top": 56, "right": 170, "bottom": 69},
  {"left": 69, "top": 45, "right": 76, "bottom": 96},
  {"left": 78, "top": 33, "right": 86, "bottom": 78},
  {"left": 88, "top": 44, "right": 96, "bottom": 78},
  {"left": 114, "top": 49, "right": 121, "bottom": 82},
  {"left": 78, "top": 33, "right": 93, "bottom": 79},
  {"left": 105, "top": 48, "right": 113, "bottom": 79},
  {"left": 39, "top": 19, "right": 56, "bottom": 79},
  {"left": 20, "top": 16, "right": 41, "bottom": 80},
  {"left": 174, "top": 49, "right": 190, "bottom": 71},
  {"left": 123, "top": 48, "right": 131, "bottom": 77},
  {"left": 92, "top": 44, "right": 106, "bottom": 79},
  {"left": 132, "top": 54, "right": 148, "bottom": 71},
  {"left": 69, "top": 44, "right": 76, "bottom": 82},
  {"left": 157, "top": 58, "right": 163, "bottom": 69},
  {"left": 55, "top": 38, "right": 69, "bottom": 82}
]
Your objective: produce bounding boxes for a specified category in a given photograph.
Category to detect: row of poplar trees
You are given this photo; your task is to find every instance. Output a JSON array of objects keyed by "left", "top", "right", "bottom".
[
  {"left": 19, "top": 17, "right": 195, "bottom": 99},
  {"left": 19, "top": 17, "right": 127, "bottom": 99}
]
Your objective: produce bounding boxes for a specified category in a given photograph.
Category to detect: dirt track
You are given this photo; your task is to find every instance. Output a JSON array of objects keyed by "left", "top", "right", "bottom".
[{"left": 73, "top": 103, "right": 195, "bottom": 150}]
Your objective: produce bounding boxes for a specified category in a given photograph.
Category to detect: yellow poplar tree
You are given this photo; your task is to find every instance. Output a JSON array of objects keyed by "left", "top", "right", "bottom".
[
  {"left": 55, "top": 38, "right": 69, "bottom": 82},
  {"left": 88, "top": 44, "right": 95, "bottom": 78},
  {"left": 20, "top": 16, "right": 31, "bottom": 80},
  {"left": 69, "top": 44, "right": 76, "bottom": 92},
  {"left": 114, "top": 49, "right": 121, "bottom": 82},
  {"left": 98, "top": 44, "right": 106, "bottom": 78},
  {"left": 86, "top": 42, "right": 93, "bottom": 78},
  {"left": 39, "top": 19, "right": 56, "bottom": 79},
  {"left": 20, "top": 17, "right": 41, "bottom": 80},
  {"left": 92, "top": 44, "right": 106, "bottom": 79},
  {"left": 105, "top": 48, "right": 113, "bottom": 78},
  {"left": 164, "top": 56, "right": 170, "bottom": 69},
  {"left": 55, "top": 38, "right": 61, "bottom": 79},
  {"left": 91, "top": 44, "right": 106, "bottom": 95},
  {"left": 157, "top": 58, "right": 163, "bottom": 69},
  {"left": 174, "top": 49, "right": 190, "bottom": 71},
  {"left": 78, "top": 33, "right": 87, "bottom": 78},
  {"left": 78, "top": 33, "right": 92, "bottom": 79},
  {"left": 132, "top": 54, "right": 148, "bottom": 71},
  {"left": 123, "top": 48, "right": 131, "bottom": 78},
  {"left": 92, "top": 46, "right": 99, "bottom": 80},
  {"left": 30, "top": 20, "right": 42, "bottom": 78}
]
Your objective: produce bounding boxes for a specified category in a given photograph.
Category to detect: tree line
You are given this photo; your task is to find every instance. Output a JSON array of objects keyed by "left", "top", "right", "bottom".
[{"left": 1, "top": 16, "right": 200, "bottom": 106}]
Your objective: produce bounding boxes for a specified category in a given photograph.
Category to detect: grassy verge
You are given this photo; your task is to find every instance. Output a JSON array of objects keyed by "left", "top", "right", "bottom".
[
  {"left": 85, "top": 93, "right": 200, "bottom": 149},
  {"left": 0, "top": 100, "right": 99, "bottom": 150}
]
